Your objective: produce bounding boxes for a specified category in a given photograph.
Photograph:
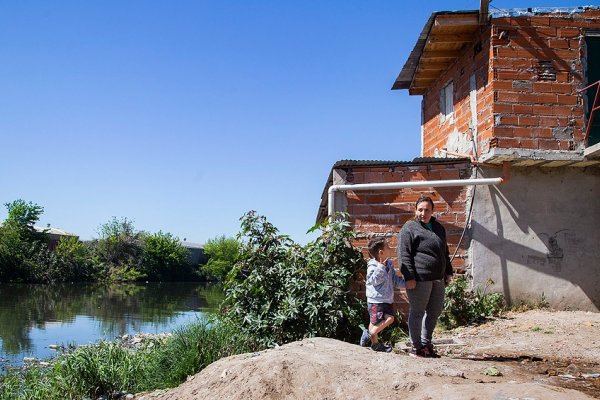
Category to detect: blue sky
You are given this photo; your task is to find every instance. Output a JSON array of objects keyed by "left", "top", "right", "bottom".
[{"left": 0, "top": 0, "right": 587, "bottom": 244}]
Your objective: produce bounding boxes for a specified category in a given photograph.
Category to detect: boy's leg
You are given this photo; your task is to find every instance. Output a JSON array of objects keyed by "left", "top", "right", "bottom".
[
  {"left": 406, "top": 280, "right": 433, "bottom": 349},
  {"left": 369, "top": 314, "right": 394, "bottom": 344}
]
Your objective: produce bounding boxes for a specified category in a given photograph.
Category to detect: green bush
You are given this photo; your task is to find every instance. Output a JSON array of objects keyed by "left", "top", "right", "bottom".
[
  {"left": 201, "top": 235, "right": 240, "bottom": 281},
  {"left": 141, "top": 231, "right": 191, "bottom": 281},
  {"left": 92, "top": 217, "right": 144, "bottom": 281},
  {"left": 222, "top": 211, "right": 365, "bottom": 347},
  {"left": 440, "top": 276, "right": 504, "bottom": 329}
]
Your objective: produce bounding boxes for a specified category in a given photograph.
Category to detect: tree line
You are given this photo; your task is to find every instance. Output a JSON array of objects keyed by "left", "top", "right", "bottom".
[{"left": 0, "top": 199, "right": 238, "bottom": 283}]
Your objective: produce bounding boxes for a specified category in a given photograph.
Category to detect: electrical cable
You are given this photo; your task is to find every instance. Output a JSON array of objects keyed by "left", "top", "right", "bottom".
[{"left": 449, "top": 128, "right": 480, "bottom": 263}]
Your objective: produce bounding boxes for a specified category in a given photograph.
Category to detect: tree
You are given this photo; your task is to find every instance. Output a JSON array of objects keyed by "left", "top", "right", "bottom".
[
  {"left": 45, "top": 236, "right": 97, "bottom": 282},
  {"left": 4, "top": 199, "right": 44, "bottom": 229},
  {"left": 0, "top": 200, "right": 47, "bottom": 282},
  {"left": 141, "top": 232, "right": 190, "bottom": 281},
  {"left": 201, "top": 235, "right": 240, "bottom": 281},
  {"left": 92, "top": 217, "right": 144, "bottom": 281}
]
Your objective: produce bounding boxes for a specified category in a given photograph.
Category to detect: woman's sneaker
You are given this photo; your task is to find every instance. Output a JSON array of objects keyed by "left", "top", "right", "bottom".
[
  {"left": 359, "top": 329, "right": 371, "bottom": 347},
  {"left": 424, "top": 343, "right": 440, "bottom": 358},
  {"left": 371, "top": 343, "right": 392, "bottom": 353},
  {"left": 408, "top": 346, "right": 431, "bottom": 358}
]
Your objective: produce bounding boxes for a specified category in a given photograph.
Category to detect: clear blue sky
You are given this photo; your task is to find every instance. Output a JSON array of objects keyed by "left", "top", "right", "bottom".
[{"left": 0, "top": 0, "right": 587, "bottom": 244}]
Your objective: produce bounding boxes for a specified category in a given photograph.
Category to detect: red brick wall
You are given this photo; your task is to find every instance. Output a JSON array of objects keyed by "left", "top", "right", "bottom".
[
  {"left": 421, "top": 29, "right": 494, "bottom": 157},
  {"left": 488, "top": 10, "right": 600, "bottom": 153},
  {"left": 420, "top": 9, "right": 600, "bottom": 158},
  {"left": 339, "top": 161, "right": 471, "bottom": 318}
]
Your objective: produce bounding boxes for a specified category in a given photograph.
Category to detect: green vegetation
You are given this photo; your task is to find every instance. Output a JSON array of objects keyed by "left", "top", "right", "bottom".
[
  {"left": 201, "top": 235, "right": 240, "bottom": 281},
  {"left": 1, "top": 211, "right": 367, "bottom": 399},
  {"left": 141, "top": 231, "right": 192, "bottom": 281},
  {"left": 440, "top": 276, "right": 505, "bottom": 330},
  {"left": 222, "top": 211, "right": 365, "bottom": 346},
  {"left": 1, "top": 209, "right": 515, "bottom": 399},
  {"left": 510, "top": 292, "right": 550, "bottom": 312},
  {"left": 0, "top": 319, "right": 255, "bottom": 400},
  {"left": 0, "top": 200, "right": 203, "bottom": 283},
  {"left": 0, "top": 200, "right": 49, "bottom": 282}
]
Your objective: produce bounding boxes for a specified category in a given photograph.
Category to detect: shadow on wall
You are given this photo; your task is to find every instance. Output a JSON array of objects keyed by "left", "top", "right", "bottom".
[{"left": 471, "top": 168, "right": 600, "bottom": 310}]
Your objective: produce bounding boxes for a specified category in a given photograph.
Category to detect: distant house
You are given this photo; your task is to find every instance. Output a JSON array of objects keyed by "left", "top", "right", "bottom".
[
  {"left": 180, "top": 241, "right": 208, "bottom": 267},
  {"left": 318, "top": 4, "right": 600, "bottom": 312},
  {"left": 34, "top": 225, "right": 78, "bottom": 251}
]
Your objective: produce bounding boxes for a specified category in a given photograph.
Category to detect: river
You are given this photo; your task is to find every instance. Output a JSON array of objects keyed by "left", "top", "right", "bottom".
[{"left": 0, "top": 281, "right": 223, "bottom": 371}]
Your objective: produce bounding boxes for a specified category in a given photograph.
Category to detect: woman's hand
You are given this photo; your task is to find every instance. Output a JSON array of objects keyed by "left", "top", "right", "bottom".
[{"left": 405, "top": 279, "right": 417, "bottom": 290}]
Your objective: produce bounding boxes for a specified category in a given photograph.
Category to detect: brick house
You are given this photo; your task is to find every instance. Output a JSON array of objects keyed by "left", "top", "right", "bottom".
[{"left": 318, "top": 5, "right": 600, "bottom": 313}]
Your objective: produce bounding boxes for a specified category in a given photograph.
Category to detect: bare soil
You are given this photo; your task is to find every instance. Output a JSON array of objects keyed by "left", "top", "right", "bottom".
[{"left": 134, "top": 310, "right": 600, "bottom": 399}]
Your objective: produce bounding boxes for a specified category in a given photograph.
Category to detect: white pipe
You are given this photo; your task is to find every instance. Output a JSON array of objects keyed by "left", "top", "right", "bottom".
[{"left": 327, "top": 177, "right": 503, "bottom": 217}]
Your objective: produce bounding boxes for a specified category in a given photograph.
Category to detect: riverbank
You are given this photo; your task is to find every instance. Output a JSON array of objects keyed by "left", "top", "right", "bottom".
[{"left": 133, "top": 310, "right": 600, "bottom": 399}]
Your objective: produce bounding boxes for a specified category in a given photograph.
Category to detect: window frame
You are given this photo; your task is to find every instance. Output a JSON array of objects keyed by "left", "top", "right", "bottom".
[{"left": 440, "top": 80, "right": 454, "bottom": 123}]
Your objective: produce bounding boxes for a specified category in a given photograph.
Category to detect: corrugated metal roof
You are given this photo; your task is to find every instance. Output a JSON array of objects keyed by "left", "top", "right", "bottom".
[
  {"left": 34, "top": 226, "right": 77, "bottom": 236},
  {"left": 333, "top": 157, "right": 470, "bottom": 168},
  {"left": 180, "top": 241, "right": 204, "bottom": 249}
]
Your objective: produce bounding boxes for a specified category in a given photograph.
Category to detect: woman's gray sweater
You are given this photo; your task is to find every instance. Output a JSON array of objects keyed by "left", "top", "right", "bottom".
[{"left": 397, "top": 218, "right": 453, "bottom": 282}]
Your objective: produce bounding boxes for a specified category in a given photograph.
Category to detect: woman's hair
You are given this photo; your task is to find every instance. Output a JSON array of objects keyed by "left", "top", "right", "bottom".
[
  {"left": 367, "top": 237, "right": 385, "bottom": 258},
  {"left": 415, "top": 196, "right": 434, "bottom": 210}
]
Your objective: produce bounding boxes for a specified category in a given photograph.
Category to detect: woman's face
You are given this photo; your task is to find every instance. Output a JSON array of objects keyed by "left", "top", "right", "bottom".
[{"left": 415, "top": 200, "right": 433, "bottom": 224}]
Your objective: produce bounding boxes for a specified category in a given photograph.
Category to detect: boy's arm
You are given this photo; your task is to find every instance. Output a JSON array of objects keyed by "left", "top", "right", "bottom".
[
  {"left": 393, "top": 273, "right": 406, "bottom": 289},
  {"left": 386, "top": 259, "right": 405, "bottom": 289},
  {"left": 366, "top": 264, "right": 386, "bottom": 287}
]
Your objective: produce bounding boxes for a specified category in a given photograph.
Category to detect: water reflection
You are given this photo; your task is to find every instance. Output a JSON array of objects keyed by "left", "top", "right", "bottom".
[{"left": 0, "top": 282, "right": 223, "bottom": 368}]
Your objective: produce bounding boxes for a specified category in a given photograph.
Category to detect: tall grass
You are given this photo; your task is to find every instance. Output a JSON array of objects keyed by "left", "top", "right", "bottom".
[{"left": 0, "top": 319, "right": 258, "bottom": 400}]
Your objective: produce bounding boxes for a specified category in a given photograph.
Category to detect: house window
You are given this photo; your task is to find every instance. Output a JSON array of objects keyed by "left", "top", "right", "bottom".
[
  {"left": 440, "top": 81, "right": 454, "bottom": 123},
  {"left": 585, "top": 34, "right": 600, "bottom": 146}
]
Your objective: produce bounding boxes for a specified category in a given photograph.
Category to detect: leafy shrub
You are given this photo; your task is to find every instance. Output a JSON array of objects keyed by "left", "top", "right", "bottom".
[
  {"left": 440, "top": 276, "right": 504, "bottom": 329},
  {"left": 92, "top": 217, "right": 144, "bottom": 281},
  {"left": 141, "top": 231, "right": 191, "bottom": 281},
  {"left": 222, "top": 211, "right": 365, "bottom": 347},
  {"left": 42, "top": 236, "right": 98, "bottom": 282},
  {"left": 201, "top": 235, "right": 240, "bottom": 281}
]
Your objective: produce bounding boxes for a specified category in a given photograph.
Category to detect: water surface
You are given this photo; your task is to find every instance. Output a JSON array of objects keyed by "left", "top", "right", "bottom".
[{"left": 0, "top": 282, "right": 223, "bottom": 370}]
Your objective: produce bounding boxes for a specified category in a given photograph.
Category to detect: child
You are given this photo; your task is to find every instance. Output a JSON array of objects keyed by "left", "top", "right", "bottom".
[{"left": 360, "top": 237, "right": 405, "bottom": 352}]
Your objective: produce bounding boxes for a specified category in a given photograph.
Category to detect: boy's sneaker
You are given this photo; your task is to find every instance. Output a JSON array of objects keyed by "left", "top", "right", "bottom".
[
  {"left": 359, "top": 329, "right": 371, "bottom": 347},
  {"left": 371, "top": 343, "right": 392, "bottom": 353}
]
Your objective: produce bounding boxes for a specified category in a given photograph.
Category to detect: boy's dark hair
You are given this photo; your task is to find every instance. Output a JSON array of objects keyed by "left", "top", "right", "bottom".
[{"left": 367, "top": 237, "right": 386, "bottom": 258}]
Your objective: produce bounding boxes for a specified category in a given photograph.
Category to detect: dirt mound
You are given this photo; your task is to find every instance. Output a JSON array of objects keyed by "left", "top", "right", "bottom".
[{"left": 135, "top": 310, "right": 600, "bottom": 399}]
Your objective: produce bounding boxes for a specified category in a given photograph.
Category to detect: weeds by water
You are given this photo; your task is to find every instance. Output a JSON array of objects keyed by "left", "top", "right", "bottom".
[{"left": 0, "top": 319, "right": 258, "bottom": 400}]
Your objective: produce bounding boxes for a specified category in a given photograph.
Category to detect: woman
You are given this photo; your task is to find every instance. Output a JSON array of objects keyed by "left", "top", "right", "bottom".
[{"left": 398, "top": 196, "right": 453, "bottom": 358}]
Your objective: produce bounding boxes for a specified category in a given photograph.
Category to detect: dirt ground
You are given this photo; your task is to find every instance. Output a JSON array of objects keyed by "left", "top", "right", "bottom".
[{"left": 134, "top": 310, "right": 600, "bottom": 399}]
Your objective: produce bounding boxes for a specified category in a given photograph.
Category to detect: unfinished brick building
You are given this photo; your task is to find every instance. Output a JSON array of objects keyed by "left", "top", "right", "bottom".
[{"left": 318, "top": 5, "right": 600, "bottom": 312}]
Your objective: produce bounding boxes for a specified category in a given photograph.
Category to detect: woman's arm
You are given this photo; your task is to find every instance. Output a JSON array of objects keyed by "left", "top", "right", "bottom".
[{"left": 398, "top": 227, "right": 417, "bottom": 281}]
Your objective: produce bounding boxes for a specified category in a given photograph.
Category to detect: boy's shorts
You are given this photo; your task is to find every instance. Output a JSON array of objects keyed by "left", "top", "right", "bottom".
[{"left": 368, "top": 302, "right": 394, "bottom": 325}]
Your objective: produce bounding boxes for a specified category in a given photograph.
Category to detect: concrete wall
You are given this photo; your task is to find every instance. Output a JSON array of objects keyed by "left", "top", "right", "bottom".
[{"left": 470, "top": 165, "right": 600, "bottom": 311}]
